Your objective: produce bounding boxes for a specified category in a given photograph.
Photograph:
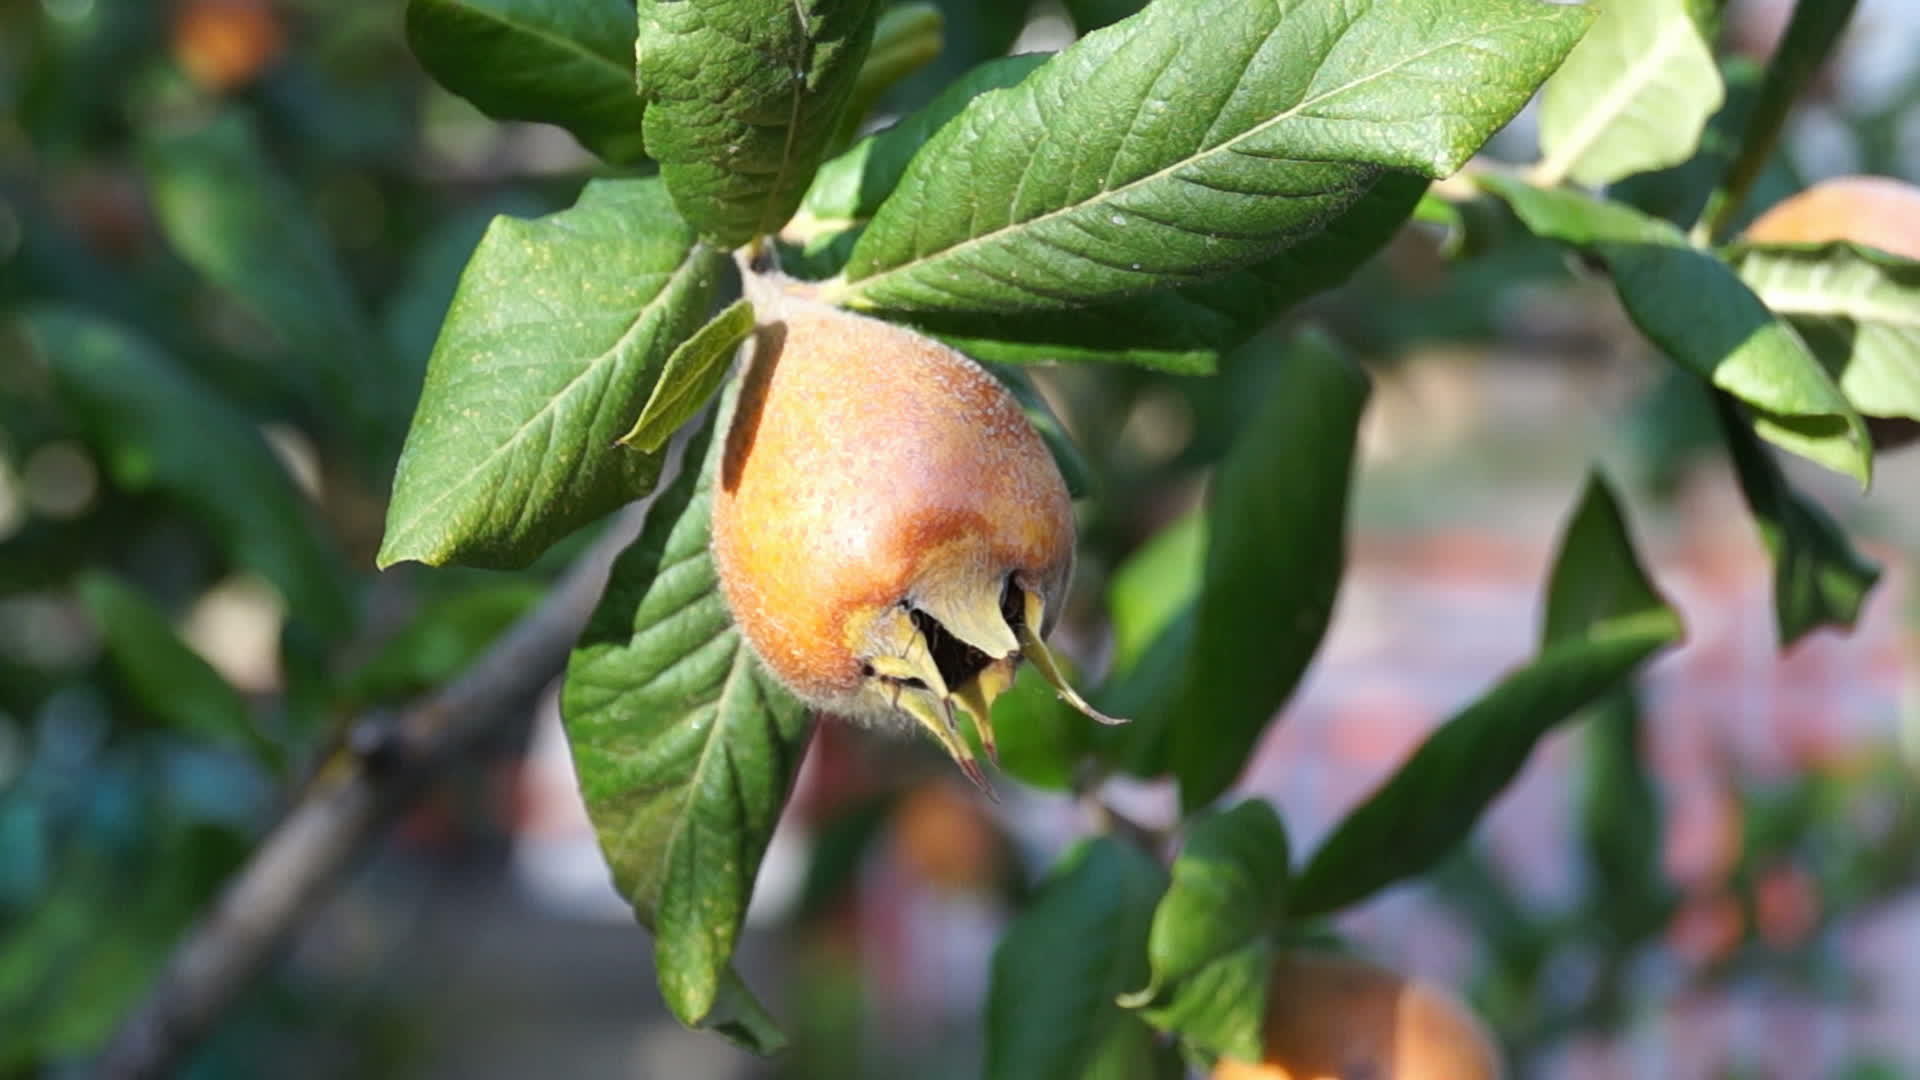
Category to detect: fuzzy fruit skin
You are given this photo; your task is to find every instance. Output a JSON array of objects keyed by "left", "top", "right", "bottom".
[
  {"left": 1210, "top": 950, "right": 1503, "bottom": 1080},
  {"left": 710, "top": 297, "right": 1074, "bottom": 720},
  {"left": 1742, "top": 176, "right": 1920, "bottom": 259},
  {"left": 1742, "top": 176, "right": 1920, "bottom": 451}
]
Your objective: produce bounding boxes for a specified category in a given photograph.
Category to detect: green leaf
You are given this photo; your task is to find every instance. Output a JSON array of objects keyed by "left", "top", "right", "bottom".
[
  {"left": 562, "top": 381, "right": 812, "bottom": 1035},
  {"left": 1289, "top": 475, "right": 1682, "bottom": 917},
  {"left": 831, "top": 3, "right": 947, "bottom": 152},
  {"left": 1729, "top": 241, "right": 1920, "bottom": 422},
  {"left": 803, "top": 53, "right": 1051, "bottom": 226},
  {"left": 1477, "top": 176, "right": 1871, "bottom": 486},
  {"left": 1132, "top": 800, "right": 1289, "bottom": 1003},
  {"left": 142, "top": 111, "right": 394, "bottom": 457},
  {"left": 1132, "top": 941, "right": 1271, "bottom": 1067},
  {"left": 982, "top": 362, "right": 1094, "bottom": 500},
  {"left": 1579, "top": 689, "right": 1671, "bottom": 935},
  {"left": 907, "top": 172, "right": 1427, "bottom": 374},
  {"left": 1106, "top": 511, "right": 1206, "bottom": 674},
  {"left": 405, "top": 0, "right": 651, "bottom": 164},
  {"left": 986, "top": 837, "right": 1170, "bottom": 1080},
  {"left": 639, "top": 0, "right": 881, "bottom": 247},
  {"left": 23, "top": 308, "right": 355, "bottom": 639},
  {"left": 75, "top": 574, "right": 263, "bottom": 759},
  {"left": 1536, "top": 0, "right": 1724, "bottom": 188},
  {"left": 836, "top": 0, "right": 1590, "bottom": 314},
  {"left": 978, "top": 663, "right": 1093, "bottom": 792},
  {"left": 1715, "top": 393, "right": 1881, "bottom": 646},
  {"left": 1172, "top": 332, "right": 1367, "bottom": 810},
  {"left": 620, "top": 298, "right": 755, "bottom": 453},
  {"left": 380, "top": 179, "right": 726, "bottom": 570}
]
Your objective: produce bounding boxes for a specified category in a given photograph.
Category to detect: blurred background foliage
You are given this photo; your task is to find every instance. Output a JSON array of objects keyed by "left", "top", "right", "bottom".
[{"left": 2, "top": 0, "right": 1919, "bottom": 1077}]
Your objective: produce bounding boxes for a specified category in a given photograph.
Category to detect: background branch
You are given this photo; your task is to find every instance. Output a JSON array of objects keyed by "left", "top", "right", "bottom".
[{"left": 87, "top": 494, "right": 657, "bottom": 1080}]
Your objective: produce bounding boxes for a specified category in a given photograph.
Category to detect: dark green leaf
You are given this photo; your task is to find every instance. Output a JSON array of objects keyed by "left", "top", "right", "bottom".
[
  {"left": 803, "top": 53, "right": 1051, "bottom": 226},
  {"left": 406, "top": 0, "right": 651, "bottom": 164},
  {"left": 1477, "top": 176, "right": 1871, "bottom": 485},
  {"left": 23, "top": 308, "right": 354, "bottom": 639},
  {"left": 1728, "top": 241, "right": 1920, "bottom": 422},
  {"left": 1579, "top": 689, "right": 1671, "bottom": 935},
  {"left": 1715, "top": 394, "right": 1881, "bottom": 646},
  {"left": 836, "top": 0, "right": 1589, "bottom": 313},
  {"left": 831, "top": 3, "right": 947, "bottom": 152},
  {"left": 1536, "top": 0, "right": 1723, "bottom": 187},
  {"left": 902, "top": 172, "right": 1428, "bottom": 374},
  {"left": 1290, "top": 475, "right": 1682, "bottom": 917},
  {"left": 1133, "top": 800, "right": 1288, "bottom": 1001},
  {"left": 1064, "top": 0, "right": 1149, "bottom": 35},
  {"left": 76, "top": 574, "right": 264, "bottom": 759},
  {"left": 1173, "top": 332, "right": 1367, "bottom": 810},
  {"left": 620, "top": 298, "right": 755, "bottom": 453},
  {"left": 562, "top": 381, "right": 812, "bottom": 1035},
  {"left": 982, "top": 362, "right": 1094, "bottom": 499},
  {"left": 639, "top": 0, "right": 881, "bottom": 246},
  {"left": 142, "top": 111, "right": 394, "bottom": 457},
  {"left": 380, "top": 179, "right": 726, "bottom": 570},
  {"left": 986, "top": 837, "right": 1169, "bottom": 1080}
]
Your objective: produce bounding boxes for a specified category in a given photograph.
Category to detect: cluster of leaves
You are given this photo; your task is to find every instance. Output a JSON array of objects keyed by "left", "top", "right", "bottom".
[
  {"left": 379, "top": 0, "right": 1836, "bottom": 1066},
  {"left": 4, "top": 0, "right": 1913, "bottom": 1072}
]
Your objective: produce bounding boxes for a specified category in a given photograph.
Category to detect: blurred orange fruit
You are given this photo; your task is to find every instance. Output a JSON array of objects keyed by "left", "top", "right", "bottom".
[
  {"left": 171, "top": 0, "right": 286, "bottom": 93},
  {"left": 1211, "top": 949, "right": 1503, "bottom": 1080}
]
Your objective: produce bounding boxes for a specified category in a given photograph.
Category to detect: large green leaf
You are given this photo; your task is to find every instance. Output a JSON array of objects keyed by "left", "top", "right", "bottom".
[
  {"left": 76, "top": 574, "right": 265, "bottom": 761},
  {"left": 639, "top": 0, "right": 880, "bottom": 247},
  {"left": 142, "top": 111, "right": 394, "bottom": 456},
  {"left": 1289, "top": 475, "right": 1682, "bottom": 917},
  {"left": 1477, "top": 176, "right": 1871, "bottom": 485},
  {"left": 1714, "top": 394, "right": 1881, "bottom": 646},
  {"left": 406, "top": 0, "right": 650, "bottom": 164},
  {"left": 905, "top": 172, "right": 1428, "bottom": 374},
  {"left": 562, "top": 384, "right": 811, "bottom": 1044},
  {"left": 1537, "top": 0, "right": 1723, "bottom": 187},
  {"left": 985, "top": 837, "right": 1176, "bottom": 1080},
  {"left": 835, "top": 0, "right": 1590, "bottom": 314},
  {"left": 1106, "top": 511, "right": 1206, "bottom": 674},
  {"left": 1171, "top": 332, "right": 1368, "bottom": 810},
  {"left": 1729, "top": 241, "right": 1920, "bottom": 422},
  {"left": 22, "top": 309, "right": 354, "bottom": 639},
  {"left": 380, "top": 179, "right": 725, "bottom": 570},
  {"left": 802, "top": 53, "right": 1051, "bottom": 227}
]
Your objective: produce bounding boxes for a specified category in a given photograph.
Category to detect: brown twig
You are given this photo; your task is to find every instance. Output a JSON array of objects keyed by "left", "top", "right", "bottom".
[{"left": 88, "top": 496, "right": 656, "bottom": 1079}]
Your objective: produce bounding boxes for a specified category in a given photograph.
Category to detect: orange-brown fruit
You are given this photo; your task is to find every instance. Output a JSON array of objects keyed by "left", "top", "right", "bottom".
[
  {"left": 1211, "top": 950, "right": 1503, "bottom": 1080},
  {"left": 710, "top": 272, "right": 1118, "bottom": 791},
  {"left": 170, "top": 0, "right": 286, "bottom": 93},
  {"left": 1743, "top": 176, "right": 1920, "bottom": 451},
  {"left": 1742, "top": 175, "right": 1920, "bottom": 259}
]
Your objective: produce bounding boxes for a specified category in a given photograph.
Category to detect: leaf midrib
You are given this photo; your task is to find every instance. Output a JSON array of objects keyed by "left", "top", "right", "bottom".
[
  {"left": 844, "top": 9, "right": 1567, "bottom": 301},
  {"left": 430, "top": 0, "right": 632, "bottom": 87},
  {"left": 385, "top": 246, "right": 706, "bottom": 556},
  {"left": 1538, "top": 8, "right": 1698, "bottom": 184}
]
